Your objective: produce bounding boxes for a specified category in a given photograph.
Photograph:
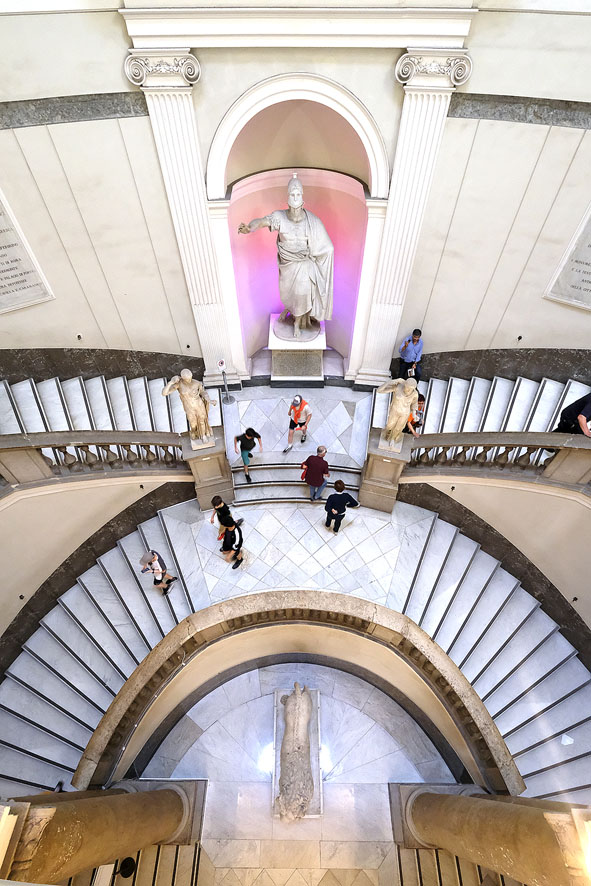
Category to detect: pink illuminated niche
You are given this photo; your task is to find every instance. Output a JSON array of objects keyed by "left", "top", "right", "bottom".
[{"left": 229, "top": 168, "right": 368, "bottom": 362}]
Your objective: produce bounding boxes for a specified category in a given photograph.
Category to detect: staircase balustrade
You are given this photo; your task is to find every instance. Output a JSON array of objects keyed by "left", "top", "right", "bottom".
[
  {"left": 407, "top": 431, "right": 591, "bottom": 493},
  {"left": 0, "top": 430, "right": 190, "bottom": 491}
]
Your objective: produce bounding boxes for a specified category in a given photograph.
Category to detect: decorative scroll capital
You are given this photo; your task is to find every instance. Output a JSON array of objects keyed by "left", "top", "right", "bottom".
[
  {"left": 124, "top": 49, "right": 201, "bottom": 90},
  {"left": 395, "top": 49, "right": 472, "bottom": 90}
]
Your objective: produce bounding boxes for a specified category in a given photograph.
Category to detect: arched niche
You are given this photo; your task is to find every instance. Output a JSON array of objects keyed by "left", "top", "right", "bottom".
[
  {"left": 206, "top": 73, "right": 390, "bottom": 200},
  {"left": 73, "top": 592, "right": 523, "bottom": 796},
  {"left": 228, "top": 167, "right": 367, "bottom": 362}
]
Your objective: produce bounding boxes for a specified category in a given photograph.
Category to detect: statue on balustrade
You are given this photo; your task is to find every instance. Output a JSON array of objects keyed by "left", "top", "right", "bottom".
[
  {"left": 378, "top": 377, "right": 419, "bottom": 444},
  {"left": 276, "top": 682, "right": 314, "bottom": 821},
  {"left": 238, "top": 174, "right": 334, "bottom": 341},
  {"left": 162, "top": 369, "right": 216, "bottom": 448}
]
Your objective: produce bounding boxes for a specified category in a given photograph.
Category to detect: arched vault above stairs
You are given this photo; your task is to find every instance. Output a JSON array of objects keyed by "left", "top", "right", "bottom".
[{"left": 75, "top": 591, "right": 523, "bottom": 796}]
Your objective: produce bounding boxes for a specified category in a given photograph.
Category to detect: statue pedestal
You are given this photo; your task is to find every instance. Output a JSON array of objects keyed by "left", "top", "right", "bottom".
[
  {"left": 180, "top": 428, "right": 233, "bottom": 510},
  {"left": 268, "top": 314, "right": 326, "bottom": 383},
  {"left": 359, "top": 428, "right": 413, "bottom": 512}
]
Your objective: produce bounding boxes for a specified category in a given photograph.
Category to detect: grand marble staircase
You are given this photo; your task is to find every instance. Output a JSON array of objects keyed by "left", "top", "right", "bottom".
[
  {"left": 67, "top": 843, "right": 521, "bottom": 886},
  {"left": 2, "top": 371, "right": 589, "bottom": 503},
  {"left": 0, "top": 498, "right": 590, "bottom": 810},
  {"left": 386, "top": 374, "right": 591, "bottom": 437}
]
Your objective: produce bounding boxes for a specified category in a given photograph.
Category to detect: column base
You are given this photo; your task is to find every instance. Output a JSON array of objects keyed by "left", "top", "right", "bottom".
[
  {"left": 203, "top": 369, "right": 246, "bottom": 388},
  {"left": 353, "top": 367, "right": 392, "bottom": 388}
]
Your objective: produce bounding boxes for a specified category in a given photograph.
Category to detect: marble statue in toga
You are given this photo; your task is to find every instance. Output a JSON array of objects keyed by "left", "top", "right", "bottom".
[{"left": 238, "top": 174, "right": 334, "bottom": 340}]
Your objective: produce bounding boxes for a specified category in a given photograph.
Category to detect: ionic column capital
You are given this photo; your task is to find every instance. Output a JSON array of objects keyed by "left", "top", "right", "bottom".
[
  {"left": 124, "top": 49, "right": 201, "bottom": 90},
  {"left": 395, "top": 49, "right": 472, "bottom": 90}
]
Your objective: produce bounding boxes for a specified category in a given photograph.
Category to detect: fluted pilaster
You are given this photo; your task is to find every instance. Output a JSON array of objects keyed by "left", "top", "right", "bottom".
[
  {"left": 125, "top": 50, "right": 240, "bottom": 384},
  {"left": 355, "top": 50, "right": 471, "bottom": 385}
]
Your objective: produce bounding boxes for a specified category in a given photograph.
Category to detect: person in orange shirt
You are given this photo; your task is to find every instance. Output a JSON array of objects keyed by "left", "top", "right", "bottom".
[
  {"left": 403, "top": 393, "right": 425, "bottom": 437},
  {"left": 283, "top": 394, "right": 312, "bottom": 453}
]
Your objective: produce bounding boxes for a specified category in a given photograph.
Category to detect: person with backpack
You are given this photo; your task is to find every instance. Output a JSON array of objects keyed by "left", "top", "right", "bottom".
[{"left": 139, "top": 551, "right": 178, "bottom": 595}]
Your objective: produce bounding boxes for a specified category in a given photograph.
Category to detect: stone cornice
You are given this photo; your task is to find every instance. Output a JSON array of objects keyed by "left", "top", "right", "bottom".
[
  {"left": 124, "top": 49, "right": 201, "bottom": 89},
  {"left": 395, "top": 48, "right": 473, "bottom": 90},
  {"left": 119, "top": 7, "right": 476, "bottom": 50}
]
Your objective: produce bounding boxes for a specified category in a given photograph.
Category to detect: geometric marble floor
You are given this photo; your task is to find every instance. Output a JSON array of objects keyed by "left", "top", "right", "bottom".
[
  {"left": 221, "top": 385, "right": 373, "bottom": 466},
  {"left": 145, "top": 664, "right": 453, "bottom": 870},
  {"left": 170, "top": 500, "right": 435, "bottom": 610}
]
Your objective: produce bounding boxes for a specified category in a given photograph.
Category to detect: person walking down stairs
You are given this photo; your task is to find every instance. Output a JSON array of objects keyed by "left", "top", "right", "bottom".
[
  {"left": 283, "top": 394, "right": 312, "bottom": 452},
  {"left": 139, "top": 551, "right": 178, "bottom": 595},
  {"left": 221, "top": 521, "right": 244, "bottom": 570},
  {"left": 210, "top": 495, "right": 244, "bottom": 534},
  {"left": 234, "top": 427, "right": 263, "bottom": 484}
]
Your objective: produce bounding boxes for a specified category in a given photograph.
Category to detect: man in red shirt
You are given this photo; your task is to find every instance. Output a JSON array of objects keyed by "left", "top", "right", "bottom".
[{"left": 301, "top": 445, "right": 330, "bottom": 501}]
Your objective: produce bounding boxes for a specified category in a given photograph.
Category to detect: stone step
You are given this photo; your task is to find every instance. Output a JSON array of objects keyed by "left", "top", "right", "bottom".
[
  {"left": 139, "top": 517, "right": 193, "bottom": 623},
  {"left": 233, "top": 484, "right": 341, "bottom": 504},
  {"left": 404, "top": 518, "right": 458, "bottom": 623}
]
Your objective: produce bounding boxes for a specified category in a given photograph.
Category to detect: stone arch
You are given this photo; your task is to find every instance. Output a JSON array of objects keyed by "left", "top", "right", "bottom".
[
  {"left": 73, "top": 591, "right": 523, "bottom": 795},
  {"left": 206, "top": 73, "right": 390, "bottom": 199}
]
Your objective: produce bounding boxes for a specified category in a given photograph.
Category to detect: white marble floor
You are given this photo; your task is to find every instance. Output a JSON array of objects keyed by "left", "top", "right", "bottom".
[
  {"left": 221, "top": 385, "right": 372, "bottom": 467},
  {"left": 166, "top": 500, "right": 433, "bottom": 609},
  {"left": 145, "top": 665, "right": 453, "bottom": 868}
]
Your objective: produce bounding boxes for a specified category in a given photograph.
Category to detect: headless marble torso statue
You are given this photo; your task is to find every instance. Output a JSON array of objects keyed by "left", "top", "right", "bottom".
[
  {"left": 162, "top": 369, "right": 216, "bottom": 448},
  {"left": 238, "top": 175, "right": 334, "bottom": 340},
  {"left": 276, "top": 682, "right": 314, "bottom": 821},
  {"left": 377, "top": 377, "right": 419, "bottom": 443}
]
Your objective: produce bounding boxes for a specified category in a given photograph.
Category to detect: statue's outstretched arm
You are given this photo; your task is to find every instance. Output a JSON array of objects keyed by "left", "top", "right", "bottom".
[{"left": 238, "top": 217, "right": 271, "bottom": 234}]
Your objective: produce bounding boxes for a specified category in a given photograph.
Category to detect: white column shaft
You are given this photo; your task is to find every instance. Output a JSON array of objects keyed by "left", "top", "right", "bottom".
[
  {"left": 208, "top": 202, "right": 249, "bottom": 378},
  {"left": 345, "top": 200, "right": 387, "bottom": 380}
]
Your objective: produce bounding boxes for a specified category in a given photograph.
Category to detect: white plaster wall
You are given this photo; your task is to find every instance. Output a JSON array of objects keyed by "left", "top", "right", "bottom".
[
  {"left": 462, "top": 10, "right": 591, "bottom": 101},
  {"left": 0, "top": 12, "right": 131, "bottom": 102},
  {"left": 196, "top": 48, "right": 403, "bottom": 169},
  {"left": 0, "top": 117, "right": 201, "bottom": 355},
  {"left": 0, "top": 476, "right": 173, "bottom": 636},
  {"left": 401, "top": 118, "right": 591, "bottom": 352}
]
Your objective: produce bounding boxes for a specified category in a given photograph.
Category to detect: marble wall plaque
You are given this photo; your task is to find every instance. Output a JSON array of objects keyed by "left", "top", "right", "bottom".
[
  {"left": 0, "top": 190, "right": 54, "bottom": 314},
  {"left": 546, "top": 209, "right": 591, "bottom": 312}
]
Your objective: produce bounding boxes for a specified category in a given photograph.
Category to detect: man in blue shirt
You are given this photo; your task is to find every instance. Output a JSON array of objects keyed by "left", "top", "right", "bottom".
[{"left": 398, "top": 328, "right": 424, "bottom": 382}]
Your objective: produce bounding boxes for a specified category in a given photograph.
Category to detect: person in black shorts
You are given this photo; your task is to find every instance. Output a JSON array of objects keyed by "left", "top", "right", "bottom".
[
  {"left": 553, "top": 392, "right": 591, "bottom": 437},
  {"left": 234, "top": 427, "right": 262, "bottom": 484},
  {"left": 139, "top": 551, "right": 178, "bottom": 595},
  {"left": 210, "top": 495, "right": 243, "bottom": 531},
  {"left": 221, "top": 521, "right": 244, "bottom": 569}
]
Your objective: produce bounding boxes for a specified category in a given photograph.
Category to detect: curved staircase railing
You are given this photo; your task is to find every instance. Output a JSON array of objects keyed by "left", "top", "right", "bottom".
[
  {"left": 406, "top": 431, "right": 591, "bottom": 493},
  {"left": 0, "top": 430, "right": 191, "bottom": 495},
  {"left": 2, "top": 428, "right": 590, "bottom": 499}
]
